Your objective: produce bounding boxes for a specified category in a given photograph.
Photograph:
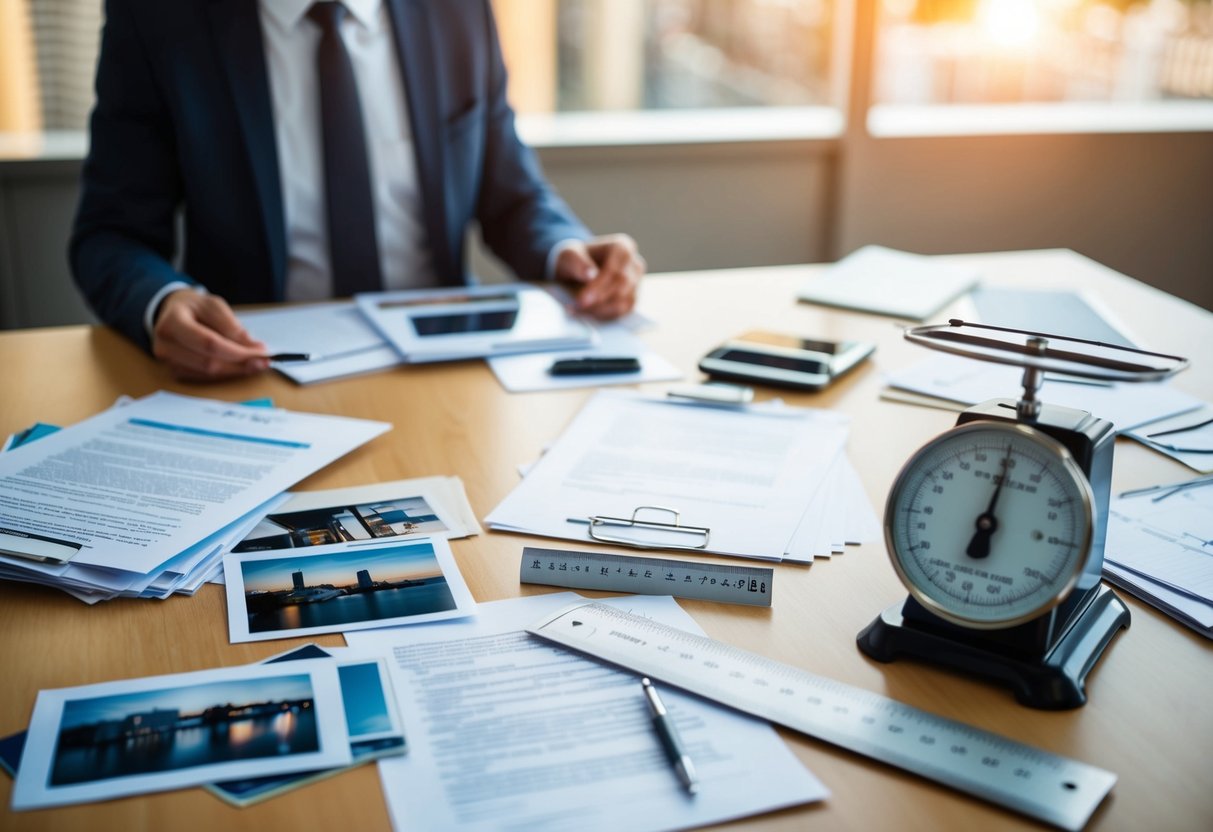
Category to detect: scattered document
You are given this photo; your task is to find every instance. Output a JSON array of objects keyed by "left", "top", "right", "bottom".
[
  {"left": 1124, "top": 404, "right": 1213, "bottom": 474},
  {"left": 0, "top": 392, "right": 389, "bottom": 601},
  {"left": 797, "top": 245, "right": 979, "bottom": 321},
  {"left": 239, "top": 302, "right": 403, "bottom": 384},
  {"left": 487, "top": 320, "right": 682, "bottom": 393},
  {"left": 1104, "top": 483, "right": 1213, "bottom": 638},
  {"left": 883, "top": 353, "right": 1202, "bottom": 432},
  {"left": 1, "top": 423, "right": 61, "bottom": 453},
  {"left": 223, "top": 537, "right": 475, "bottom": 643},
  {"left": 487, "top": 391, "right": 856, "bottom": 560},
  {"left": 12, "top": 660, "right": 350, "bottom": 810},
  {"left": 357, "top": 283, "right": 597, "bottom": 364},
  {"left": 232, "top": 476, "right": 480, "bottom": 552},
  {"left": 345, "top": 593, "right": 828, "bottom": 832}
]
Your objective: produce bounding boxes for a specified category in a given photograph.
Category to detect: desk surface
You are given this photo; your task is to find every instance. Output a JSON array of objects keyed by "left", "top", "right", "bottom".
[{"left": 1, "top": 250, "right": 1210, "bottom": 831}]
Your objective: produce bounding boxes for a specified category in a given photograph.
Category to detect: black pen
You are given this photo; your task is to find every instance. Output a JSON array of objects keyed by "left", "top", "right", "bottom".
[
  {"left": 642, "top": 677, "right": 698, "bottom": 795},
  {"left": 266, "top": 353, "right": 311, "bottom": 363},
  {"left": 548, "top": 356, "right": 641, "bottom": 376}
]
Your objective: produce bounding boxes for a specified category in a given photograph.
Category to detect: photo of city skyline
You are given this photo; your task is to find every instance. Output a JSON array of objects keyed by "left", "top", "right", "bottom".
[
  {"left": 234, "top": 495, "right": 448, "bottom": 552},
  {"left": 234, "top": 541, "right": 461, "bottom": 636},
  {"left": 50, "top": 674, "right": 319, "bottom": 787}
]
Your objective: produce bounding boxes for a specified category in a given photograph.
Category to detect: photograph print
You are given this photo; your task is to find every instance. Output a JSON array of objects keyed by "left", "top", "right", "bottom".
[
  {"left": 224, "top": 537, "right": 475, "bottom": 642},
  {"left": 233, "top": 494, "right": 449, "bottom": 552},
  {"left": 207, "top": 649, "right": 407, "bottom": 807},
  {"left": 12, "top": 662, "right": 349, "bottom": 810}
]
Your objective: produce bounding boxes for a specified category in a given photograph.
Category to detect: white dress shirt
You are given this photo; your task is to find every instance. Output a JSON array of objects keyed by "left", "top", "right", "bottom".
[
  {"left": 143, "top": 0, "right": 577, "bottom": 337},
  {"left": 260, "top": 0, "right": 435, "bottom": 301}
]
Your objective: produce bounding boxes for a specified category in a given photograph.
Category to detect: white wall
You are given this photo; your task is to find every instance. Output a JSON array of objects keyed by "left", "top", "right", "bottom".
[{"left": 835, "top": 130, "right": 1213, "bottom": 310}]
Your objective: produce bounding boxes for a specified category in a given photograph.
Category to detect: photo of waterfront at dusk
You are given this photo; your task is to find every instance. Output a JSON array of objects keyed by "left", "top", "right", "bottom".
[
  {"left": 233, "top": 495, "right": 448, "bottom": 552},
  {"left": 50, "top": 674, "right": 318, "bottom": 786},
  {"left": 237, "top": 541, "right": 458, "bottom": 634}
]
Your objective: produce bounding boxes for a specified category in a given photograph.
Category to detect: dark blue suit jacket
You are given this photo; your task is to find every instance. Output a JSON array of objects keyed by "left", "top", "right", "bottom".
[{"left": 70, "top": 0, "right": 590, "bottom": 350}]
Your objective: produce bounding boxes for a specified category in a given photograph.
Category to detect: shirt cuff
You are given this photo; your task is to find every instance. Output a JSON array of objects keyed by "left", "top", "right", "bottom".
[
  {"left": 143, "top": 281, "right": 204, "bottom": 341},
  {"left": 545, "top": 239, "right": 583, "bottom": 281}
]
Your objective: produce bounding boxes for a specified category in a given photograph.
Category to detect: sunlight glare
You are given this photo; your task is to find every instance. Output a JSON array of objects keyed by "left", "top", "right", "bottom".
[{"left": 978, "top": 0, "right": 1043, "bottom": 49}]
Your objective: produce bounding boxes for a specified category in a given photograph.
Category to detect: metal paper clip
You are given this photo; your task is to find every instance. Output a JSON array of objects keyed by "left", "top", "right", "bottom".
[{"left": 567, "top": 506, "right": 710, "bottom": 551}]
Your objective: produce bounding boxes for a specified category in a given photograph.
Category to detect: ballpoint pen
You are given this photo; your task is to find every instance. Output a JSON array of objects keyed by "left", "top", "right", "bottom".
[{"left": 641, "top": 677, "right": 699, "bottom": 795}]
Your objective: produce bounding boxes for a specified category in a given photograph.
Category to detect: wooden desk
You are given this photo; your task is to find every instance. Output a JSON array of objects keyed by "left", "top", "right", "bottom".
[{"left": 1, "top": 250, "right": 1210, "bottom": 831}]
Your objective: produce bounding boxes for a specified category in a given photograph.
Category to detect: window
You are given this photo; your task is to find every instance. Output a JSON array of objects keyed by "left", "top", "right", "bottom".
[
  {"left": 493, "top": 0, "right": 845, "bottom": 143},
  {"left": 875, "top": 0, "right": 1213, "bottom": 106},
  {"left": 870, "top": 0, "right": 1213, "bottom": 134},
  {"left": 3, "top": 0, "right": 1210, "bottom": 138}
]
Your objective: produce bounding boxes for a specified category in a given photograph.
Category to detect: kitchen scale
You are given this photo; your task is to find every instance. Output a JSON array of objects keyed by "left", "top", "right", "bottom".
[{"left": 857, "top": 320, "right": 1188, "bottom": 709}]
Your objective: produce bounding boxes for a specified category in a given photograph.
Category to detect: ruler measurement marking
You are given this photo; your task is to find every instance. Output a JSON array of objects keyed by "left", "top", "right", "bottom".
[
  {"left": 520, "top": 546, "right": 774, "bottom": 607},
  {"left": 528, "top": 602, "right": 1113, "bottom": 831}
]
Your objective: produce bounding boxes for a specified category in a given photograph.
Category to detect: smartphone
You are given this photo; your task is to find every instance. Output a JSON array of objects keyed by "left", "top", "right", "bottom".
[{"left": 698, "top": 329, "right": 875, "bottom": 391}]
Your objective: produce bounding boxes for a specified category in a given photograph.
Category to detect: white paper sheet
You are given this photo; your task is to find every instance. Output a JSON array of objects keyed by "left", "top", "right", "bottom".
[
  {"left": 885, "top": 353, "right": 1202, "bottom": 432},
  {"left": 487, "top": 322, "right": 682, "bottom": 393},
  {"left": 1105, "top": 486, "right": 1213, "bottom": 602},
  {"left": 12, "top": 660, "right": 350, "bottom": 810},
  {"left": 486, "top": 391, "right": 850, "bottom": 560},
  {"left": 345, "top": 593, "right": 827, "bottom": 832},
  {"left": 1124, "top": 404, "right": 1213, "bottom": 474},
  {"left": 0, "top": 392, "right": 389, "bottom": 576},
  {"left": 797, "top": 245, "right": 980, "bottom": 320},
  {"left": 1103, "top": 562, "right": 1213, "bottom": 637},
  {"left": 239, "top": 302, "right": 404, "bottom": 384}
]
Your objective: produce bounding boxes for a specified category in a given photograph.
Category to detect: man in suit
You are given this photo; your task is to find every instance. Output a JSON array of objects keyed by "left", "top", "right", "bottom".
[{"left": 71, "top": 0, "right": 645, "bottom": 380}]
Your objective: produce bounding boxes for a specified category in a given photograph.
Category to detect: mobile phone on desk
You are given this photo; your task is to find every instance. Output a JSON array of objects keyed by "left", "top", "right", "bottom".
[{"left": 698, "top": 330, "right": 875, "bottom": 391}]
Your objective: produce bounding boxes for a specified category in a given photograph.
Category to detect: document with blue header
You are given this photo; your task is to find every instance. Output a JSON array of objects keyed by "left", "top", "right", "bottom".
[{"left": 0, "top": 392, "right": 389, "bottom": 594}]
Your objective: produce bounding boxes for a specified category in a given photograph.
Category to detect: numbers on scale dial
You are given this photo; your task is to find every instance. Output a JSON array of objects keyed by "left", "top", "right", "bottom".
[{"left": 887, "top": 422, "right": 1093, "bottom": 628}]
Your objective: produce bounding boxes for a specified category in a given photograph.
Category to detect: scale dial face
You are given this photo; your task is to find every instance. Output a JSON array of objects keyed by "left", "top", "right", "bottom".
[{"left": 885, "top": 421, "right": 1094, "bottom": 629}]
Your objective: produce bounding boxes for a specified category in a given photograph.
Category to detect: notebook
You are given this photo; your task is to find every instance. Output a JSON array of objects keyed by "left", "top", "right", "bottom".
[{"left": 797, "top": 245, "right": 980, "bottom": 321}]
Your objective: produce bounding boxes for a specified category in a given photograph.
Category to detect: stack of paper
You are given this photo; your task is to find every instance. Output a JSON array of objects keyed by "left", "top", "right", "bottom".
[
  {"left": 1103, "top": 482, "right": 1213, "bottom": 638},
  {"left": 0, "top": 392, "right": 389, "bottom": 603},
  {"left": 486, "top": 390, "right": 878, "bottom": 562}
]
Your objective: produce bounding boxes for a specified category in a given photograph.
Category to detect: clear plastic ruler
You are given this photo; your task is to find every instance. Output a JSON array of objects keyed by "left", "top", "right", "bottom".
[
  {"left": 520, "top": 547, "right": 773, "bottom": 607},
  {"left": 527, "top": 601, "right": 1115, "bottom": 831}
]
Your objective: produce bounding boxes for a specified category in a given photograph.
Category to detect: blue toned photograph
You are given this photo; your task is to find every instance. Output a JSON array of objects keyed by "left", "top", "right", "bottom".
[
  {"left": 233, "top": 495, "right": 448, "bottom": 552},
  {"left": 337, "top": 662, "right": 393, "bottom": 738},
  {"left": 50, "top": 674, "right": 318, "bottom": 786},
  {"left": 239, "top": 541, "right": 457, "bottom": 634}
]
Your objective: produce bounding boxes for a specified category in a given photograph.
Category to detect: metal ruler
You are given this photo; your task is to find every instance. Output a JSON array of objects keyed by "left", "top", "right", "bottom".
[
  {"left": 520, "top": 547, "right": 773, "bottom": 607},
  {"left": 527, "top": 602, "right": 1115, "bottom": 831}
]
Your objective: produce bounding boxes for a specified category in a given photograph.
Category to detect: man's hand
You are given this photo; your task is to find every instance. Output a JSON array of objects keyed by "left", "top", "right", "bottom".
[
  {"left": 152, "top": 289, "right": 270, "bottom": 381},
  {"left": 555, "top": 233, "right": 645, "bottom": 320}
]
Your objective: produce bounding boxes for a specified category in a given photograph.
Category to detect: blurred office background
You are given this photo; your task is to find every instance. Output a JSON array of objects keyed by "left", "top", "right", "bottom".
[{"left": 1, "top": 0, "right": 1211, "bottom": 330}]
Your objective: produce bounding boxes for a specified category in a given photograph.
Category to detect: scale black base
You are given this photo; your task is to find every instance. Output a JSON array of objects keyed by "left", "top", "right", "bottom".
[{"left": 857, "top": 584, "right": 1130, "bottom": 710}]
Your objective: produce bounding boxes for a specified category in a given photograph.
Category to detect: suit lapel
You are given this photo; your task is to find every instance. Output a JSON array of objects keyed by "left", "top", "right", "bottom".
[
  {"left": 385, "top": 0, "right": 455, "bottom": 280},
  {"left": 206, "top": 0, "right": 288, "bottom": 298}
]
